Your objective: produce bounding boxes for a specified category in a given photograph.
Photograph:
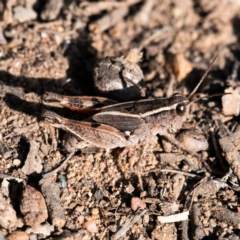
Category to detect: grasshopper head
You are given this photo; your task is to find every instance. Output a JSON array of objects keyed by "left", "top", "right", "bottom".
[
  {"left": 171, "top": 93, "right": 190, "bottom": 117},
  {"left": 169, "top": 93, "right": 191, "bottom": 131},
  {"left": 146, "top": 93, "right": 190, "bottom": 135}
]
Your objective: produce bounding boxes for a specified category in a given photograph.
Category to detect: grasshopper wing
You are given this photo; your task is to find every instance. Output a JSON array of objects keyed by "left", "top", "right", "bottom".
[{"left": 92, "top": 111, "right": 144, "bottom": 131}]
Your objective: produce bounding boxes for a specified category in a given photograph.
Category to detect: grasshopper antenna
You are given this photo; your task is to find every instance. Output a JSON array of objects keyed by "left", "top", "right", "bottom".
[
  {"left": 188, "top": 53, "right": 219, "bottom": 100},
  {"left": 189, "top": 93, "right": 231, "bottom": 104}
]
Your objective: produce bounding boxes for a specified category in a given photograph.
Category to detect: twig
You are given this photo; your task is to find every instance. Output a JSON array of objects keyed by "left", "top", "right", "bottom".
[
  {"left": 133, "top": 0, "right": 155, "bottom": 26},
  {"left": 0, "top": 174, "right": 23, "bottom": 182},
  {"left": 37, "top": 29, "right": 76, "bottom": 37},
  {"left": 191, "top": 203, "right": 206, "bottom": 239},
  {"left": 180, "top": 220, "right": 189, "bottom": 240},
  {"left": 39, "top": 177, "right": 66, "bottom": 229},
  {"left": 111, "top": 209, "right": 148, "bottom": 240},
  {"left": 157, "top": 153, "right": 185, "bottom": 163},
  {"left": 160, "top": 169, "right": 201, "bottom": 178},
  {"left": 201, "top": 154, "right": 225, "bottom": 177},
  {"left": 138, "top": 26, "right": 173, "bottom": 51},
  {"left": 212, "top": 207, "right": 240, "bottom": 228},
  {"left": 100, "top": 228, "right": 108, "bottom": 240},
  {"left": 42, "top": 150, "right": 75, "bottom": 178},
  {"left": 49, "top": 125, "right": 58, "bottom": 152},
  {"left": 80, "top": 0, "right": 142, "bottom": 16},
  {"left": 136, "top": 165, "right": 143, "bottom": 191},
  {"left": 158, "top": 211, "right": 189, "bottom": 223},
  {"left": 89, "top": 7, "right": 128, "bottom": 34},
  {"left": 210, "top": 126, "right": 228, "bottom": 172}
]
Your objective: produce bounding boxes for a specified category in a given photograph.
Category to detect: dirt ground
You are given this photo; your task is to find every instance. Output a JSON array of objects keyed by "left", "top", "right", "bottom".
[{"left": 1, "top": 0, "right": 240, "bottom": 239}]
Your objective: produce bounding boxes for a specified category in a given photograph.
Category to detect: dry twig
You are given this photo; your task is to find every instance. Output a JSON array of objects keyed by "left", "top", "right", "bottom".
[
  {"left": 89, "top": 7, "right": 128, "bottom": 34},
  {"left": 111, "top": 209, "right": 148, "bottom": 240},
  {"left": 80, "top": 0, "right": 141, "bottom": 16},
  {"left": 42, "top": 151, "right": 75, "bottom": 178},
  {"left": 39, "top": 177, "right": 66, "bottom": 229}
]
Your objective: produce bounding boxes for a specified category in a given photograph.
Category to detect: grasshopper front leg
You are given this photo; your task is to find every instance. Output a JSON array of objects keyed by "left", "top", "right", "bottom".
[{"left": 162, "top": 132, "right": 198, "bottom": 157}]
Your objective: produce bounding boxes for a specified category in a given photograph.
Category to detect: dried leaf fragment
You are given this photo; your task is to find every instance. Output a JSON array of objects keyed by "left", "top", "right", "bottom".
[
  {"left": 82, "top": 221, "right": 98, "bottom": 233},
  {"left": 20, "top": 185, "right": 48, "bottom": 229},
  {"left": 21, "top": 140, "right": 42, "bottom": 175},
  {"left": 165, "top": 53, "right": 193, "bottom": 82},
  {"left": 125, "top": 48, "right": 142, "bottom": 63},
  {"left": 131, "top": 197, "right": 146, "bottom": 211}
]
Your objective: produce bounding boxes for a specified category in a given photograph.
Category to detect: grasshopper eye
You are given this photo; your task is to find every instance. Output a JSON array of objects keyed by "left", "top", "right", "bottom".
[{"left": 176, "top": 103, "right": 186, "bottom": 116}]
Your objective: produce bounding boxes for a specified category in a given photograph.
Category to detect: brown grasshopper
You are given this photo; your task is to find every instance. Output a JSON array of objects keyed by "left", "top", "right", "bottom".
[{"left": 42, "top": 55, "right": 218, "bottom": 166}]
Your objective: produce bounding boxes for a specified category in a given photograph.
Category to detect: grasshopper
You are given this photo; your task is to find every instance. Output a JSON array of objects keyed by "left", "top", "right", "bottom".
[{"left": 42, "top": 55, "right": 218, "bottom": 171}]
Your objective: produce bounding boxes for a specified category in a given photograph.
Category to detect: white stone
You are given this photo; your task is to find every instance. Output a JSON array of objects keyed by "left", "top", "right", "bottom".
[{"left": 13, "top": 6, "right": 37, "bottom": 23}]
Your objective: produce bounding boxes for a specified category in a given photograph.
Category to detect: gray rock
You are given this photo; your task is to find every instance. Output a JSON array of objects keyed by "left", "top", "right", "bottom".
[{"left": 13, "top": 6, "right": 37, "bottom": 23}]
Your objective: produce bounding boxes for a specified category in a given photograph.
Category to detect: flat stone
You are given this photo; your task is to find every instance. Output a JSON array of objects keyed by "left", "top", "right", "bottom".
[{"left": 13, "top": 6, "right": 37, "bottom": 23}]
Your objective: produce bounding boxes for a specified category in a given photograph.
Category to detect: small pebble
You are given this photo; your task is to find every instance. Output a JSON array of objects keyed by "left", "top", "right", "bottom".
[
  {"left": 128, "top": 155, "right": 138, "bottom": 169},
  {"left": 131, "top": 197, "right": 146, "bottom": 211},
  {"left": 0, "top": 25, "right": 7, "bottom": 45},
  {"left": 82, "top": 221, "right": 98, "bottom": 233},
  {"left": 86, "top": 154, "right": 94, "bottom": 162},
  {"left": 20, "top": 185, "right": 48, "bottom": 229},
  {"left": 177, "top": 129, "right": 208, "bottom": 153},
  {"left": 222, "top": 86, "right": 240, "bottom": 116},
  {"left": 6, "top": 231, "right": 29, "bottom": 240},
  {"left": 0, "top": 232, "right": 5, "bottom": 240},
  {"left": 12, "top": 151, "right": 18, "bottom": 159},
  {"left": 58, "top": 175, "right": 67, "bottom": 188},
  {"left": 99, "top": 161, "right": 106, "bottom": 170},
  {"left": 13, "top": 159, "right": 21, "bottom": 167},
  {"left": 3, "top": 151, "right": 12, "bottom": 159},
  {"left": 40, "top": 32, "right": 49, "bottom": 39},
  {"left": 13, "top": 6, "right": 37, "bottom": 23},
  {"left": 40, "top": 143, "right": 49, "bottom": 156},
  {"left": 153, "top": 88, "right": 164, "bottom": 98},
  {"left": 75, "top": 206, "right": 85, "bottom": 213},
  {"left": 91, "top": 208, "right": 99, "bottom": 216}
]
